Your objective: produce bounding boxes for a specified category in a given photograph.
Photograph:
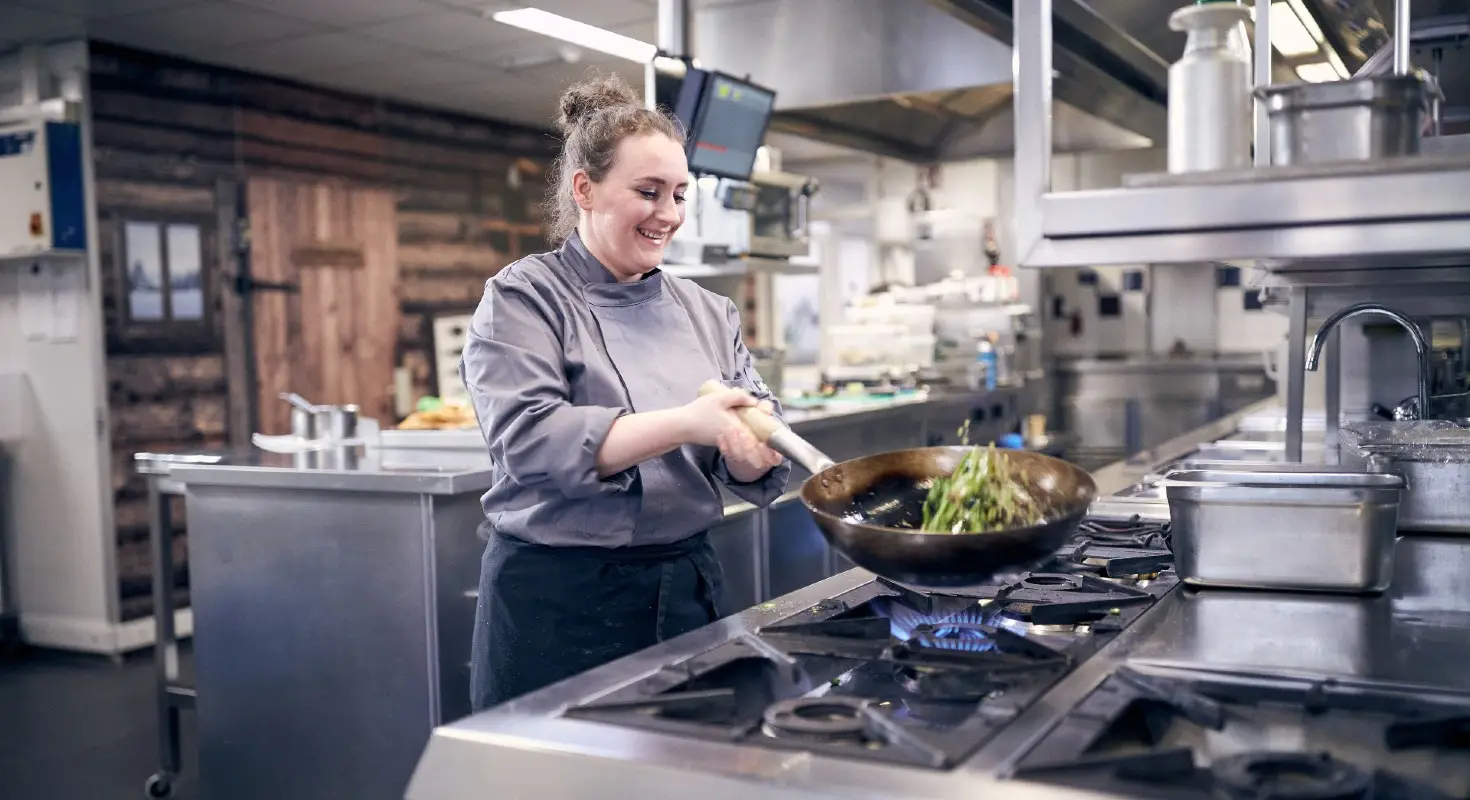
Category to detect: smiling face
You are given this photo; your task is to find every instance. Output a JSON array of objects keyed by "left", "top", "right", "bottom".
[{"left": 572, "top": 132, "right": 689, "bottom": 281}]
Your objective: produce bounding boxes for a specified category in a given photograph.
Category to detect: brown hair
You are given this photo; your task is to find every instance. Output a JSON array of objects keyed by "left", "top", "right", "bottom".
[{"left": 545, "top": 72, "right": 685, "bottom": 245}]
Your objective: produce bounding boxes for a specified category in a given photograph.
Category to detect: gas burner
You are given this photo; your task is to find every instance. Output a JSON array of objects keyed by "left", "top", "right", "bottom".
[
  {"left": 1211, "top": 751, "right": 1371, "bottom": 800},
  {"left": 997, "top": 617, "right": 1098, "bottom": 637},
  {"left": 1018, "top": 573, "right": 1084, "bottom": 591},
  {"left": 910, "top": 620, "right": 997, "bottom": 647},
  {"left": 762, "top": 697, "right": 874, "bottom": 744},
  {"left": 888, "top": 622, "right": 1071, "bottom": 674}
]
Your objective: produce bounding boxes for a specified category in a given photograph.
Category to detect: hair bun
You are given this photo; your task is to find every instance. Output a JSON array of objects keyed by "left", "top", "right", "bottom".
[{"left": 556, "top": 73, "right": 641, "bottom": 134}]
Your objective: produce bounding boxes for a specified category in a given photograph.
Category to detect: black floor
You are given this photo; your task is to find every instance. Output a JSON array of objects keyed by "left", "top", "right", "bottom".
[{"left": 0, "top": 642, "right": 199, "bottom": 800}]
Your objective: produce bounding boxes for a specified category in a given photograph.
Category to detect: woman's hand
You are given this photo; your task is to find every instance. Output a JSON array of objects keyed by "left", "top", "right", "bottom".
[
  {"left": 673, "top": 386, "right": 784, "bottom": 481},
  {"left": 716, "top": 400, "right": 784, "bottom": 482},
  {"left": 675, "top": 385, "right": 761, "bottom": 446}
]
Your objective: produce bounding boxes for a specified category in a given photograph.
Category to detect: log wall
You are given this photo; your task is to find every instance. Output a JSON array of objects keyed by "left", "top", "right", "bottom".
[{"left": 90, "top": 42, "right": 555, "bottom": 621}]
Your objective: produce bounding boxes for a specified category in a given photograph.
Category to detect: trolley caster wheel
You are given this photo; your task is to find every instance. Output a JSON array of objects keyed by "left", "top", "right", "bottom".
[{"left": 145, "top": 772, "right": 174, "bottom": 799}]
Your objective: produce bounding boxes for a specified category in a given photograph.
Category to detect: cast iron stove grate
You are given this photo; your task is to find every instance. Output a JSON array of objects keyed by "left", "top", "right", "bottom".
[
  {"left": 1053, "top": 517, "right": 1176, "bottom": 580},
  {"left": 1009, "top": 666, "right": 1470, "bottom": 799},
  {"left": 563, "top": 557, "right": 1169, "bottom": 770},
  {"left": 877, "top": 566, "right": 1163, "bottom": 639}
]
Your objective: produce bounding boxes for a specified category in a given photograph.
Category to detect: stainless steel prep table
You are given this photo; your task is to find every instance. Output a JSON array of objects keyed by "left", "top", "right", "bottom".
[
  {"left": 158, "top": 387, "right": 1021, "bottom": 800},
  {"left": 133, "top": 451, "right": 221, "bottom": 800}
]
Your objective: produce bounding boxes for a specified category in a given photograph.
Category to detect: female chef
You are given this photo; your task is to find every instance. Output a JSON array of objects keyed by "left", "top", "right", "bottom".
[{"left": 462, "top": 73, "right": 791, "bottom": 711}]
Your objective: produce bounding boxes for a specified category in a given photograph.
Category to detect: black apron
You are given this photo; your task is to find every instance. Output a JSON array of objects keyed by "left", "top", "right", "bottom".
[{"left": 469, "top": 521, "right": 724, "bottom": 712}]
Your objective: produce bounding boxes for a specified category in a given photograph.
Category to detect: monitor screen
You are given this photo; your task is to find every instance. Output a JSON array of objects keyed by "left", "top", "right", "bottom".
[{"left": 679, "top": 71, "right": 776, "bottom": 181}]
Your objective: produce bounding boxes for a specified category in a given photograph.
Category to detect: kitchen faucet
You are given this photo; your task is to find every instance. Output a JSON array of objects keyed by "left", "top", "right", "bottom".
[{"left": 1305, "top": 303, "right": 1431, "bottom": 421}]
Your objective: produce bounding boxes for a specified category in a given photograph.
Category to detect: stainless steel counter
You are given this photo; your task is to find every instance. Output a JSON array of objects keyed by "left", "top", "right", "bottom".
[
  {"left": 165, "top": 448, "right": 494, "bottom": 494},
  {"left": 164, "top": 388, "right": 1013, "bottom": 496},
  {"left": 404, "top": 399, "right": 1470, "bottom": 800},
  {"left": 1054, "top": 355, "right": 1273, "bottom": 461},
  {"left": 1054, "top": 354, "right": 1268, "bottom": 374},
  {"left": 405, "top": 532, "right": 1470, "bottom": 800},
  {"left": 1126, "top": 552, "right": 1470, "bottom": 690},
  {"left": 164, "top": 387, "right": 1024, "bottom": 800}
]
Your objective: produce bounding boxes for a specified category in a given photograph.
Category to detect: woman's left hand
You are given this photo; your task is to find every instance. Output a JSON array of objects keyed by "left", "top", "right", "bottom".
[{"left": 716, "top": 400, "right": 784, "bottom": 482}]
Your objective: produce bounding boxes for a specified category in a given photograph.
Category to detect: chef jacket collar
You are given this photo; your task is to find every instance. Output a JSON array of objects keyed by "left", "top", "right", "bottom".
[{"left": 563, "top": 229, "right": 664, "bottom": 287}]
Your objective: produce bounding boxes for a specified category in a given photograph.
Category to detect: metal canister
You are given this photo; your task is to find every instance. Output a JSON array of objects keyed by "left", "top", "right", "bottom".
[
  {"left": 289, "top": 407, "right": 318, "bottom": 440},
  {"left": 1167, "top": 1, "right": 1253, "bottom": 173},
  {"left": 313, "top": 405, "right": 360, "bottom": 442},
  {"left": 281, "top": 393, "right": 319, "bottom": 439}
]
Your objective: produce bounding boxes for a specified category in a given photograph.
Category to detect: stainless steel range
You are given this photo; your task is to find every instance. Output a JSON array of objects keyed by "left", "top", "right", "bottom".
[
  {"left": 558, "top": 517, "right": 1175, "bottom": 773},
  {"left": 406, "top": 508, "right": 1470, "bottom": 800}
]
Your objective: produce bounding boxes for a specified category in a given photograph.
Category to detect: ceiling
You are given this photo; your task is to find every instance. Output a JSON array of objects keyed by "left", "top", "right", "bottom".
[{"left": 0, "top": 0, "right": 761, "bottom": 132}]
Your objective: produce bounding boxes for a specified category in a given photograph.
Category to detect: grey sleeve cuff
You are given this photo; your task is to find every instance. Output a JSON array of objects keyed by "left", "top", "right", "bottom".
[{"left": 712, "top": 455, "right": 792, "bottom": 507}]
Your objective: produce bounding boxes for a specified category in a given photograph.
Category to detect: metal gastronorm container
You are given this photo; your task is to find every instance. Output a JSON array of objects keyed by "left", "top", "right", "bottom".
[
  {"left": 1162, "top": 468, "right": 1405, "bottom": 594},
  {"left": 1256, "top": 74, "right": 1431, "bottom": 166},
  {"left": 1144, "top": 458, "right": 1365, "bottom": 483},
  {"left": 1367, "top": 455, "right": 1470, "bottom": 534}
]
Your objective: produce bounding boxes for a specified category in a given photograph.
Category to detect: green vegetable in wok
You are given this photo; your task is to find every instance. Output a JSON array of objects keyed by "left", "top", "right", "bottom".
[{"left": 919, "top": 424, "right": 1042, "bottom": 534}]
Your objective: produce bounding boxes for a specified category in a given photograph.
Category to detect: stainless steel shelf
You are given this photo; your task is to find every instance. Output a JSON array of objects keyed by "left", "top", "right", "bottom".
[
  {"left": 1023, "top": 155, "right": 1470, "bottom": 269},
  {"left": 1011, "top": 0, "right": 1470, "bottom": 271},
  {"left": 1258, "top": 268, "right": 1470, "bottom": 319}
]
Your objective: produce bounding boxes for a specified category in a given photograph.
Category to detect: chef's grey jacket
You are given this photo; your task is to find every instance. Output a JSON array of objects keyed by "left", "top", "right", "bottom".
[{"left": 461, "top": 230, "right": 791, "bottom": 548}]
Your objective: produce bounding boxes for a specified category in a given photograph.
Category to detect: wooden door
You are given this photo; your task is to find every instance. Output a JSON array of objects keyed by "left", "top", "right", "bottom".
[{"left": 247, "top": 178, "right": 400, "bottom": 435}]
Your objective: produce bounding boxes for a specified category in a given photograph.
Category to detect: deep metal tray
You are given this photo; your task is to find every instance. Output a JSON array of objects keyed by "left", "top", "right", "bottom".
[{"left": 1162, "top": 469, "right": 1405, "bottom": 594}]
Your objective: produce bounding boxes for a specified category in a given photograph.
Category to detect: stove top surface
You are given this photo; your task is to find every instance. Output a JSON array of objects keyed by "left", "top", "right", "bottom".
[
  {"left": 1011, "top": 666, "right": 1470, "bottom": 800},
  {"left": 564, "top": 516, "right": 1178, "bottom": 770}
]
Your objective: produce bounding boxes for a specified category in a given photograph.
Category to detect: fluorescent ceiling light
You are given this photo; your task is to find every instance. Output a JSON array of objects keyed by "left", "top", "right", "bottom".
[
  {"left": 1270, "top": 2, "right": 1321, "bottom": 57},
  {"left": 1295, "top": 62, "right": 1340, "bottom": 83},
  {"left": 491, "top": 7, "right": 656, "bottom": 64},
  {"left": 1326, "top": 48, "right": 1350, "bottom": 78}
]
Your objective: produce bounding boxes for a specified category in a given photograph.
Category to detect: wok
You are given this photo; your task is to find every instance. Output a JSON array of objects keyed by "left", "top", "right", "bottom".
[{"left": 702, "top": 382, "right": 1097, "bottom": 587}]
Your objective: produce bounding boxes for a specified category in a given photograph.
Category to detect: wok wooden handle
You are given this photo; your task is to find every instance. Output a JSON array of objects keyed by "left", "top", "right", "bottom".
[
  {"left": 698, "top": 380, "right": 782, "bottom": 443},
  {"left": 698, "top": 380, "right": 837, "bottom": 474}
]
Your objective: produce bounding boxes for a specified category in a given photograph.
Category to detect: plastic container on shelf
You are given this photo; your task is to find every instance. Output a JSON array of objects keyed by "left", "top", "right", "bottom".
[
  {"left": 824, "top": 324, "right": 910, "bottom": 367},
  {"left": 844, "top": 302, "right": 938, "bottom": 336},
  {"left": 900, "top": 334, "right": 938, "bottom": 368},
  {"left": 823, "top": 325, "right": 936, "bottom": 370}
]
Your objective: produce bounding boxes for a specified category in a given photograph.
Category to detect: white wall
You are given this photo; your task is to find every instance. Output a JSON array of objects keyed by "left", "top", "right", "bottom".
[{"left": 0, "top": 41, "right": 126, "bottom": 652}]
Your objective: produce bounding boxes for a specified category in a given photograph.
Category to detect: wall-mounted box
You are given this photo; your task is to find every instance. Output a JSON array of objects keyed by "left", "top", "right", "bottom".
[{"left": 0, "top": 121, "right": 87, "bottom": 260}]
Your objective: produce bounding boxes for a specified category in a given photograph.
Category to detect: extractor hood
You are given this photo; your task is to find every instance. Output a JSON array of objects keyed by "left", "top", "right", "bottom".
[
  {"left": 695, "top": 0, "right": 1415, "bottom": 162},
  {"left": 693, "top": 0, "right": 1180, "bottom": 162}
]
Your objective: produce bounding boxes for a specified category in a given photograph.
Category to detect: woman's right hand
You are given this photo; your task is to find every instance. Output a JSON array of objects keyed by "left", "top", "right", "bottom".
[{"left": 676, "top": 385, "right": 760, "bottom": 447}]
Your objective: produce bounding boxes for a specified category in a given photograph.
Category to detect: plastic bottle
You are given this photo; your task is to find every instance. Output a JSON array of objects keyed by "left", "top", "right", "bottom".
[
  {"left": 1167, "top": 0, "right": 1253, "bottom": 173},
  {"left": 975, "top": 337, "right": 998, "bottom": 392}
]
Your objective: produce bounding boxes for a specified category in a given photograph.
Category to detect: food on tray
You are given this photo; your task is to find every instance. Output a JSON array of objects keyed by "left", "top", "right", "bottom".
[{"left": 398, "top": 399, "right": 477, "bottom": 430}]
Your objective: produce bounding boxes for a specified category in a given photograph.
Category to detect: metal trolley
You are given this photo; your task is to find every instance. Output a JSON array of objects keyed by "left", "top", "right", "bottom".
[{"left": 134, "top": 452, "right": 218, "bottom": 799}]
